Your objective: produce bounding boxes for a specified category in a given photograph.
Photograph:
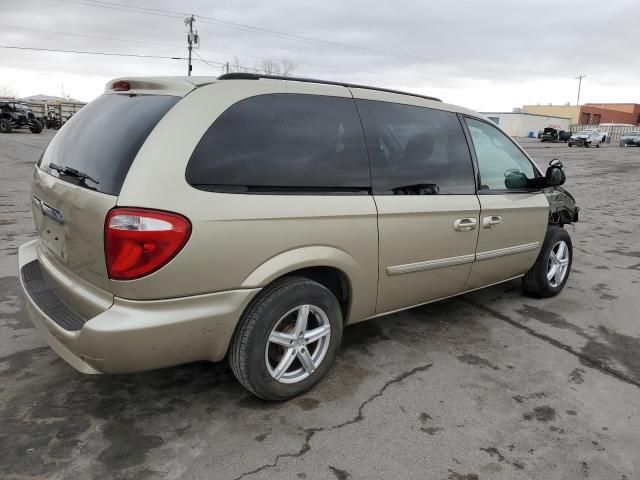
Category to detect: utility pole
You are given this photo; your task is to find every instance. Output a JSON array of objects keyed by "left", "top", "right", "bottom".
[
  {"left": 575, "top": 74, "right": 585, "bottom": 106},
  {"left": 225, "top": 62, "right": 229, "bottom": 74},
  {"left": 184, "top": 15, "right": 198, "bottom": 76}
]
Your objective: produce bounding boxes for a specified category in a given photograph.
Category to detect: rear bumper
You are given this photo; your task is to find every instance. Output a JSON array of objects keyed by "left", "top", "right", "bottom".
[{"left": 18, "top": 240, "right": 259, "bottom": 374}]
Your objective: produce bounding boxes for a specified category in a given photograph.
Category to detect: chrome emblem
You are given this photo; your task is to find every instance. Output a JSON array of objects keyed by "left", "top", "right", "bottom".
[{"left": 32, "top": 194, "right": 64, "bottom": 225}]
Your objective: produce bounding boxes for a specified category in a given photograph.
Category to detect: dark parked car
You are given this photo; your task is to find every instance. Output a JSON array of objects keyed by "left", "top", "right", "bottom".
[
  {"left": 620, "top": 131, "right": 640, "bottom": 147},
  {"left": 541, "top": 127, "right": 571, "bottom": 143},
  {"left": 0, "top": 102, "right": 43, "bottom": 134}
]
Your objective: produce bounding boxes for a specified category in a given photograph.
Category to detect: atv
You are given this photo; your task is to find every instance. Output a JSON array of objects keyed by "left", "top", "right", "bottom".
[{"left": 0, "top": 102, "right": 43, "bottom": 134}]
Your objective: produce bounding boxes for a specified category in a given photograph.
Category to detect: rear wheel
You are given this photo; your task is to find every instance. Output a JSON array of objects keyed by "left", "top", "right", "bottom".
[
  {"left": 229, "top": 276, "right": 343, "bottom": 401},
  {"left": 0, "top": 118, "right": 12, "bottom": 134},
  {"left": 522, "top": 226, "right": 572, "bottom": 298}
]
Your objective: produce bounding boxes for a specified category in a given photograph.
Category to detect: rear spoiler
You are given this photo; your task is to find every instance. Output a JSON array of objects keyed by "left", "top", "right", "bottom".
[{"left": 105, "top": 77, "right": 217, "bottom": 97}]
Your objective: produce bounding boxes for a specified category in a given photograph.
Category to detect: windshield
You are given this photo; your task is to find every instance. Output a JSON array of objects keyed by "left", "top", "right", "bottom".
[{"left": 39, "top": 93, "right": 179, "bottom": 195}]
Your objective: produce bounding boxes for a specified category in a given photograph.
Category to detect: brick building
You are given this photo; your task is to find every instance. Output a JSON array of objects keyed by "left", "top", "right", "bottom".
[
  {"left": 523, "top": 103, "right": 640, "bottom": 126},
  {"left": 581, "top": 103, "right": 640, "bottom": 125}
]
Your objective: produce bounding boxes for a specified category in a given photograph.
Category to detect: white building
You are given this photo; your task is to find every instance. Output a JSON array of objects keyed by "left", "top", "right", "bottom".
[{"left": 480, "top": 112, "right": 571, "bottom": 138}]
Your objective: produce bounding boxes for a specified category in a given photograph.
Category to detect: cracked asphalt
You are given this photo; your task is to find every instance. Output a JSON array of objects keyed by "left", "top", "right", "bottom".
[{"left": 1, "top": 130, "right": 639, "bottom": 480}]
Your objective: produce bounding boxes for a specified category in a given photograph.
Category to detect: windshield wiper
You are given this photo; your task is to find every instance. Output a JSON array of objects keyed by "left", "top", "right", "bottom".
[{"left": 49, "top": 163, "right": 99, "bottom": 184}]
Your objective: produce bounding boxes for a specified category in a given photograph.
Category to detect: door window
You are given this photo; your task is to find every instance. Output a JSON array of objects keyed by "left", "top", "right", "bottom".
[
  {"left": 356, "top": 100, "right": 475, "bottom": 195},
  {"left": 186, "top": 94, "right": 371, "bottom": 193},
  {"left": 465, "top": 118, "right": 537, "bottom": 191}
]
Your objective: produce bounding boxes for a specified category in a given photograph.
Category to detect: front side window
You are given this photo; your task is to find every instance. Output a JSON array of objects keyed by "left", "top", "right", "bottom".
[
  {"left": 186, "top": 94, "right": 370, "bottom": 193},
  {"left": 356, "top": 100, "right": 475, "bottom": 195},
  {"left": 465, "top": 118, "right": 537, "bottom": 191}
]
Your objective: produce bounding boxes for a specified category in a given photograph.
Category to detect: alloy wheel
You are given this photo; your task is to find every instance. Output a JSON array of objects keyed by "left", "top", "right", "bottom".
[
  {"left": 547, "top": 240, "right": 570, "bottom": 287},
  {"left": 265, "top": 304, "right": 331, "bottom": 384}
]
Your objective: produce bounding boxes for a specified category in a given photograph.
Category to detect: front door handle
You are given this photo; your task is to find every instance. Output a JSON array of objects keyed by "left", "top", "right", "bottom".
[
  {"left": 482, "top": 215, "right": 503, "bottom": 229},
  {"left": 453, "top": 217, "right": 477, "bottom": 232}
]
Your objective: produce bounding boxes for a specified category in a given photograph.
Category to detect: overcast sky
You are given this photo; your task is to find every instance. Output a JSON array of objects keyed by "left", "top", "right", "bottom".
[{"left": 1, "top": 0, "right": 638, "bottom": 111}]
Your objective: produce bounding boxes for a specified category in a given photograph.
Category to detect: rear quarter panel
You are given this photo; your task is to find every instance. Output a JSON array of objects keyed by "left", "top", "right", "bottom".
[{"left": 115, "top": 80, "right": 379, "bottom": 323}]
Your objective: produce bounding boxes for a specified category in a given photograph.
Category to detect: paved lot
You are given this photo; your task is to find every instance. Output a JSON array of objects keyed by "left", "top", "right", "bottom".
[{"left": 1, "top": 129, "right": 639, "bottom": 480}]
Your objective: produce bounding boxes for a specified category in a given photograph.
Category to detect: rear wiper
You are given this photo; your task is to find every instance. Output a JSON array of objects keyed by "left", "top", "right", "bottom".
[{"left": 49, "top": 163, "right": 99, "bottom": 184}]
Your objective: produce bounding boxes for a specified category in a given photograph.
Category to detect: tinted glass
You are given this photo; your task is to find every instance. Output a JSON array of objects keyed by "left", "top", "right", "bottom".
[
  {"left": 465, "top": 118, "right": 536, "bottom": 191},
  {"left": 40, "top": 94, "right": 178, "bottom": 195},
  {"left": 356, "top": 100, "right": 475, "bottom": 195},
  {"left": 186, "top": 94, "right": 370, "bottom": 192}
]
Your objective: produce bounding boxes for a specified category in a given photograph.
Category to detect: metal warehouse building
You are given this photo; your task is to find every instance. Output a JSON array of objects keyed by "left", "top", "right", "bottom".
[{"left": 480, "top": 112, "right": 571, "bottom": 137}]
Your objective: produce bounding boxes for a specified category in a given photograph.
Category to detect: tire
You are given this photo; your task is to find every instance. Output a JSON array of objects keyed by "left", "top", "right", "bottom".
[
  {"left": 29, "top": 119, "right": 43, "bottom": 134},
  {"left": 522, "top": 226, "right": 572, "bottom": 298},
  {"left": 596, "top": 141, "right": 600, "bottom": 148},
  {"left": 568, "top": 143, "right": 572, "bottom": 147},
  {"left": 585, "top": 142, "right": 589, "bottom": 148},
  {"left": 0, "top": 118, "right": 12, "bottom": 134},
  {"left": 229, "top": 276, "right": 343, "bottom": 401}
]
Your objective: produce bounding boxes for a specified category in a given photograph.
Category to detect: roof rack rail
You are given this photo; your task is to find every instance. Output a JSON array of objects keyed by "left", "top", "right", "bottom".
[{"left": 217, "top": 72, "right": 442, "bottom": 103}]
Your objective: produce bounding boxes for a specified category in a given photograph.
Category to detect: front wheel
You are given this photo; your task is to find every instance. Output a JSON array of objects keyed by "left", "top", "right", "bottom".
[
  {"left": 568, "top": 142, "right": 572, "bottom": 147},
  {"left": 522, "top": 226, "right": 572, "bottom": 298},
  {"left": 29, "top": 119, "right": 43, "bottom": 134},
  {"left": 229, "top": 276, "right": 343, "bottom": 401}
]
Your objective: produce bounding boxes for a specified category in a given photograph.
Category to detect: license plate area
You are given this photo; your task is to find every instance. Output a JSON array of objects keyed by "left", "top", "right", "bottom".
[{"left": 32, "top": 195, "right": 67, "bottom": 262}]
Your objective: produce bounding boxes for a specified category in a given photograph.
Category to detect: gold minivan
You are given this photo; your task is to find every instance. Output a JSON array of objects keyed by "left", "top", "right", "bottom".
[{"left": 18, "top": 74, "right": 578, "bottom": 400}]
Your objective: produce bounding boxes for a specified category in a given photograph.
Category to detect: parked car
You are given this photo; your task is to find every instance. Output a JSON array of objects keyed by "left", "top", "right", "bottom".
[
  {"left": 541, "top": 127, "right": 571, "bottom": 143},
  {"left": 18, "top": 74, "right": 578, "bottom": 400},
  {"left": 568, "top": 128, "right": 606, "bottom": 147},
  {"left": 619, "top": 131, "right": 640, "bottom": 147},
  {"left": 0, "top": 101, "right": 43, "bottom": 133}
]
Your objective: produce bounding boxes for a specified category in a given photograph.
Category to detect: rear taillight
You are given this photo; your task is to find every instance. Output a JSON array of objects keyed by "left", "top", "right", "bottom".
[
  {"left": 105, "top": 208, "right": 191, "bottom": 280},
  {"left": 112, "top": 80, "right": 131, "bottom": 91}
]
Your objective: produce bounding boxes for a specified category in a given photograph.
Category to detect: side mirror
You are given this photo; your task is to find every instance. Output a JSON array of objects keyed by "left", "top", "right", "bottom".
[
  {"left": 545, "top": 159, "right": 566, "bottom": 186},
  {"left": 504, "top": 170, "right": 529, "bottom": 189}
]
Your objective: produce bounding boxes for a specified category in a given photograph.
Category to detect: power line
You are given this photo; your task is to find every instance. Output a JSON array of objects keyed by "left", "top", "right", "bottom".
[
  {"left": 0, "top": 43, "right": 251, "bottom": 72},
  {"left": 0, "top": 24, "right": 439, "bottom": 80},
  {"left": 0, "top": 25, "right": 182, "bottom": 50},
  {"left": 0, "top": 44, "right": 185, "bottom": 60},
  {"left": 50, "top": 0, "right": 435, "bottom": 64}
]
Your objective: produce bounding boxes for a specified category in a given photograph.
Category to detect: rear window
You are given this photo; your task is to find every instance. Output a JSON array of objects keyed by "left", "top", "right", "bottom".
[
  {"left": 185, "top": 94, "right": 371, "bottom": 193},
  {"left": 40, "top": 94, "right": 179, "bottom": 195}
]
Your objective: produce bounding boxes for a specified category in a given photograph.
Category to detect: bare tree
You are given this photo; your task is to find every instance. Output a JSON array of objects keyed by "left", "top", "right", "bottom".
[
  {"left": 0, "top": 84, "right": 18, "bottom": 99},
  {"left": 258, "top": 59, "right": 281, "bottom": 75},
  {"left": 229, "top": 56, "right": 252, "bottom": 74},
  {"left": 226, "top": 58, "right": 297, "bottom": 76},
  {"left": 280, "top": 60, "right": 297, "bottom": 76}
]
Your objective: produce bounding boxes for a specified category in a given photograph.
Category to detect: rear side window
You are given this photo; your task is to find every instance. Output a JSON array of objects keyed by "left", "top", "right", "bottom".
[
  {"left": 41, "top": 94, "right": 179, "bottom": 195},
  {"left": 356, "top": 99, "right": 475, "bottom": 195},
  {"left": 186, "top": 94, "right": 371, "bottom": 193}
]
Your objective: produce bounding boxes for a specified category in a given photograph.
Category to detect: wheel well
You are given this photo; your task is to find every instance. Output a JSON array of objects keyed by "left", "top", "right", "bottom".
[{"left": 284, "top": 266, "right": 350, "bottom": 320}]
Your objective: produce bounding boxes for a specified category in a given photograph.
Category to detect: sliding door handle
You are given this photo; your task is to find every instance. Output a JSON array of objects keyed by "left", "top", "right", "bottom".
[
  {"left": 482, "top": 215, "right": 503, "bottom": 229},
  {"left": 453, "top": 217, "right": 477, "bottom": 232}
]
